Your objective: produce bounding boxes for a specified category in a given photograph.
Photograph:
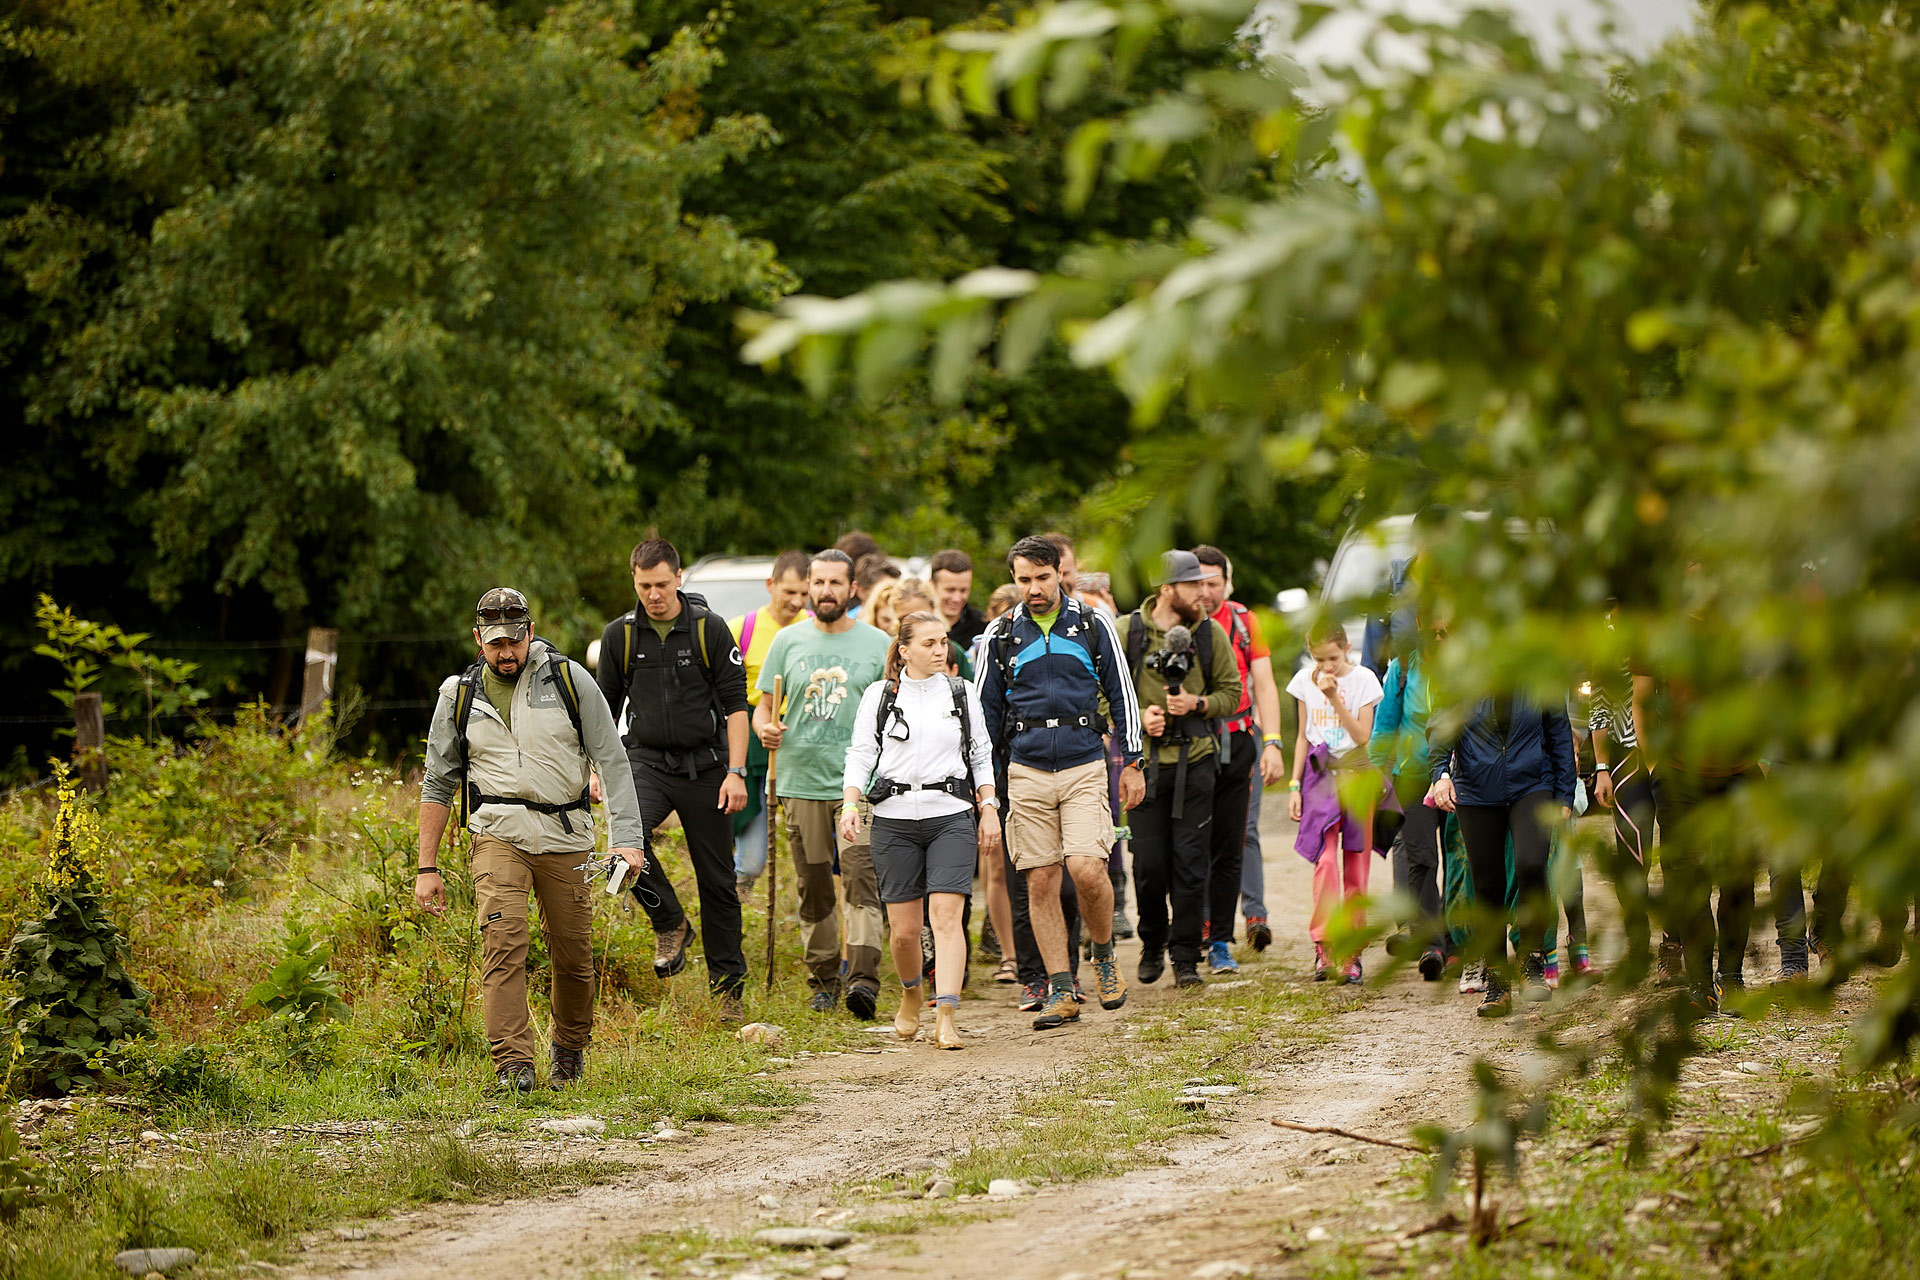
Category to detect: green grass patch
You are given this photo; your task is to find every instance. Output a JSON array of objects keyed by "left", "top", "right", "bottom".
[{"left": 0, "top": 1132, "right": 619, "bottom": 1280}]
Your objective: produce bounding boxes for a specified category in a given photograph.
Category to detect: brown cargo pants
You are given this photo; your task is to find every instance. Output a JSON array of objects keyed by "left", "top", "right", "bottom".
[
  {"left": 782, "top": 798, "right": 882, "bottom": 993},
  {"left": 472, "top": 834, "right": 595, "bottom": 1070}
]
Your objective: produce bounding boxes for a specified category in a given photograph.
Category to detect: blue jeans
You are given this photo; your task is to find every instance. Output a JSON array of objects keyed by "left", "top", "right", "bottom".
[
  {"left": 1240, "top": 779, "right": 1268, "bottom": 920},
  {"left": 734, "top": 801, "right": 769, "bottom": 880}
]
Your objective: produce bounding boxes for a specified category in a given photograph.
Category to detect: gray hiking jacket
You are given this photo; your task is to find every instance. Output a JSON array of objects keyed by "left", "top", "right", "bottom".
[{"left": 420, "top": 641, "right": 646, "bottom": 854}]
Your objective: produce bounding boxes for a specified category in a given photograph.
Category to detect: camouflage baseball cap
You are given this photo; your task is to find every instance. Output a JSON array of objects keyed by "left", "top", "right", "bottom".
[{"left": 474, "top": 587, "right": 531, "bottom": 643}]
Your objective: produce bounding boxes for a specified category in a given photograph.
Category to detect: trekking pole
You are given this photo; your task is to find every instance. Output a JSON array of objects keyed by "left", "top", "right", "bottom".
[{"left": 765, "top": 675, "right": 782, "bottom": 993}]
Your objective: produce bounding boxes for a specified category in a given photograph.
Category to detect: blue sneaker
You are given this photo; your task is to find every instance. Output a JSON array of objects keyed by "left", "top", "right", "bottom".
[{"left": 1207, "top": 940, "right": 1239, "bottom": 974}]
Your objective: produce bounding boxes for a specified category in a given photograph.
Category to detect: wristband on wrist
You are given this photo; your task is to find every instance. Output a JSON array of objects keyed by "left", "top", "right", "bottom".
[
  {"left": 1288, "top": 780, "right": 1301, "bottom": 792},
  {"left": 416, "top": 866, "right": 440, "bottom": 876},
  {"left": 1262, "top": 734, "right": 1283, "bottom": 746},
  {"left": 1593, "top": 762, "right": 1611, "bottom": 772}
]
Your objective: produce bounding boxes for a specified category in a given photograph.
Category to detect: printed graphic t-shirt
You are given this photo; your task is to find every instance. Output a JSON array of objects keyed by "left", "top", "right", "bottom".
[
  {"left": 1286, "top": 664, "right": 1385, "bottom": 756},
  {"left": 756, "top": 621, "right": 891, "bottom": 800}
]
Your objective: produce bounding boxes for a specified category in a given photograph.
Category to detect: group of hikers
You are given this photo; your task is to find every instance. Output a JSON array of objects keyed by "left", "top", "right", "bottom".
[{"left": 412, "top": 525, "right": 1852, "bottom": 1093}]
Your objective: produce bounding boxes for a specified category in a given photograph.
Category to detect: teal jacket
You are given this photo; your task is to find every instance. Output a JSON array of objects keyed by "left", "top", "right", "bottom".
[{"left": 1369, "top": 656, "right": 1430, "bottom": 778}]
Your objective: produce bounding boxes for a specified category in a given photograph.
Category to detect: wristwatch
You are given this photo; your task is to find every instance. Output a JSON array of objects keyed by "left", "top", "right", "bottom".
[{"left": 727, "top": 766, "right": 747, "bottom": 777}]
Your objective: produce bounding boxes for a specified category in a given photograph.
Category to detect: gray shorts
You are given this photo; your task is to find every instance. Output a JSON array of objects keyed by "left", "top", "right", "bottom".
[{"left": 871, "top": 810, "right": 978, "bottom": 903}]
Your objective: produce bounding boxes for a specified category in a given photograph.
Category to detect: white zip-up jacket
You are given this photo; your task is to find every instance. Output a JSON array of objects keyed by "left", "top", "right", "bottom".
[
  {"left": 421, "top": 641, "right": 645, "bottom": 854},
  {"left": 842, "top": 673, "right": 994, "bottom": 821}
]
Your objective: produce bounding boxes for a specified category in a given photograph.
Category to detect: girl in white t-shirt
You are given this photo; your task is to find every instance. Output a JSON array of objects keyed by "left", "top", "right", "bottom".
[{"left": 1286, "top": 625, "right": 1385, "bottom": 983}]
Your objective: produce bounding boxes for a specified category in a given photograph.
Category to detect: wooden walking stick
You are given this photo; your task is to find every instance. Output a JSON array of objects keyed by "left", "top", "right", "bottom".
[{"left": 765, "top": 675, "right": 782, "bottom": 993}]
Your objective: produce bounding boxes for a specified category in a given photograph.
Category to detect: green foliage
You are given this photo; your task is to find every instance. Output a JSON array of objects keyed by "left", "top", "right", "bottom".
[
  {"left": 2, "top": 777, "right": 154, "bottom": 1096},
  {"left": 0, "top": 1112, "right": 46, "bottom": 1227},
  {"left": 1, "top": 0, "right": 779, "bottom": 685},
  {"left": 245, "top": 921, "right": 349, "bottom": 1023},
  {"left": 31, "top": 597, "right": 209, "bottom": 739},
  {"left": 736, "top": 0, "right": 1920, "bottom": 1158}
]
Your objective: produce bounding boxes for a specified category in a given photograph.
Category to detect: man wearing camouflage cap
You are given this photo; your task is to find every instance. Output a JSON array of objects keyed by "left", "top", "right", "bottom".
[{"left": 416, "top": 588, "right": 647, "bottom": 1092}]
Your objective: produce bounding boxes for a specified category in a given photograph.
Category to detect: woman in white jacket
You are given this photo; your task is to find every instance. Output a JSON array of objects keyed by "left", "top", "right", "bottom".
[{"left": 841, "top": 612, "right": 1000, "bottom": 1048}]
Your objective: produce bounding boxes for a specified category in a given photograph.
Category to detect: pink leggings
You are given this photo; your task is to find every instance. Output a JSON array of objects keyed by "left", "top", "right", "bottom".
[{"left": 1308, "top": 825, "right": 1372, "bottom": 943}]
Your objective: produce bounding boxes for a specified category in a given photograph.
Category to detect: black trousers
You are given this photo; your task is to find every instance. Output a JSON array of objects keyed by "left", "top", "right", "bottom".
[
  {"left": 1456, "top": 790, "right": 1557, "bottom": 964},
  {"left": 1658, "top": 769, "right": 1755, "bottom": 992},
  {"left": 1388, "top": 770, "right": 1445, "bottom": 949},
  {"left": 1132, "top": 753, "right": 1217, "bottom": 967},
  {"left": 627, "top": 758, "right": 747, "bottom": 996},
  {"left": 1005, "top": 845, "right": 1079, "bottom": 985},
  {"left": 1206, "top": 730, "right": 1255, "bottom": 943}
]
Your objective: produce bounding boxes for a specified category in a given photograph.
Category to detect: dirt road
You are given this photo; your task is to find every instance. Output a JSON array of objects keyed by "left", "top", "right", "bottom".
[{"left": 290, "top": 803, "right": 1584, "bottom": 1280}]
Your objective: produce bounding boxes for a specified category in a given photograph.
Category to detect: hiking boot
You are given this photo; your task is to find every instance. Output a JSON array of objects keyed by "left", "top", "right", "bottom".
[
  {"left": 1458, "top": 961, "right": 1486, "bottom": 994},
  {"left": 1137, "top": 948, "right": 1166, "bottom": 986},
  {"left": 1246, "top": 916, "right": 1273, "bottom": 951},
  {"left": 1777, "top": 940, "right": 1810, "bottom": 983},
  {"left": 845, "top": 981, "right": 879, "bottom": 1022},
  {"left": 1522, "top": 953, "right": 1552, "bottom": 1002},
  {"left": 894, "top": 986, "right": 923, "bottom": 1041},
  {"left": 1173, "top": 961, "right": 1205, "bottom": 990},
  {"left": 493, "top": 1061, "right": 536, "bottom": 1094},
  {"left": 1091, "top": 951, "right": 1128, "bottom": 1010},
  {"left": 807, "top": 987, "right": 840, "bottom": 1015},
  {"left": 736, "top": 875, "right": 757, "bottom": 900},
  {"left": 549, "top": 1043, "right": 585, "bottom": 1087},
  {"left": 1031, "top": 986, "right": 1081, "bottom": 1030},
  {"left": 1207, "top": 941, "right": 1240, "bottom": 974},
  {"left": 1017, "top": 981, "right": 1047, "bottom": 1013},
  {"left": 1717, "top": 971, "right": 1746, "bottom": 1018},
  {"left": 716, "top": 992, "right": 746, "bottom": 1025},
  {"left": 934, "top": 1003, "right": 965, "bottom": 1049},
  {"left": 1342, "top": 957, "right": 1363, "bottom": 986},
  {"left": 978, "top": 919, "right": 1003, "bottom": 962},
  {"left": 653, "top": 918, "right": 693, "bottom": 978},
  {"left": 1418, "top": 946, "right": 1446, "bottom": 982},
  {"left": 1112, "top": 907, "right": 1136, "bottom": 941},
  {"left": 1477, "top": 973, "right": 1513, "bottom": 1018},
  {"left": 1313, "top": 942, "right": 1332, "bottom": 983},
  {"left": 1655, "top": 935, "right": 1685, "bottom": 987}
]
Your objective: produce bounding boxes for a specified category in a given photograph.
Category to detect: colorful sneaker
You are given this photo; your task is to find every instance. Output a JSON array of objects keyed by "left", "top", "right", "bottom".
[
  {"left": 1313, "top": 943, "right": 1332, "bottom": 983},
  {"left": 1246, "top": 916, "right": 1273, "bottom": 952},
  {"left": 1091, "top": 951, "right": 1128, "bottom": 1010},
  {"left": 1543, "top": 955, "right": 1561, "bottom": 989},
  {"left": 1572, "top": 946, "right": 1593, "bottom": 978},
  {"left": 1458, "top": 962, "right": 1486, "bottom": 995},
  {"left": 1342, "top": 957, "right": 1363, "bottom": 986},
  {"left": 1031, "top": 986, "right": 1081, "bottom": 1030},
  {"left": 1207, "top": 940, "right": 1240, "bottom": 974},
  {"left": 1016, "top": 981, "right": 1047, "bottom": 1013}
]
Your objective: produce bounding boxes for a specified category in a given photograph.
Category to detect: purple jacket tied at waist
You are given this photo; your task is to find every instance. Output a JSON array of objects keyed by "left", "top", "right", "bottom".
[{"left": 1293, "top": 743, "right": 1384, "bottom": 863}]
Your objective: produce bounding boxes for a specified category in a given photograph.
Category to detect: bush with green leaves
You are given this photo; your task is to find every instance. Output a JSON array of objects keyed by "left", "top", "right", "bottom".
[
  {"left": 2, "top": 775, "right": 154, "bottom": 1096},
  {"left": 744, "top": 0, "right": 1920, "bottom": 1156}
]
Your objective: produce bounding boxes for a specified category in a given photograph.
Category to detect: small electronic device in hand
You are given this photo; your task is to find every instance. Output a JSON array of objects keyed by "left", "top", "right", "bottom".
[{"left": 605, "top": 857, "right": 629, "bottom": 896}]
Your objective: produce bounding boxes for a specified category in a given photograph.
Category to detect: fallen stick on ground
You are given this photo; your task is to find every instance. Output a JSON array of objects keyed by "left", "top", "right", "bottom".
[{"left": 1270, "top": 1119, "right": 1429, "bottom": 1153}]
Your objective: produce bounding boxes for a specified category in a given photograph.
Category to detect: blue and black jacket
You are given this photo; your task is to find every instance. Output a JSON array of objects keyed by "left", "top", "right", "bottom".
[
  {"left": 978, "top": 594, "right": 1144, "bottom": 773},
  {"left": 1428, "top": 692, "right": 1577, "bottom": 809}
]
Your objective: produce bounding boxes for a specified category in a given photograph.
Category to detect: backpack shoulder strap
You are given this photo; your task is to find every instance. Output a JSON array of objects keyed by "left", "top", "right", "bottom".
[
  {"left": 1123, "top": 610, "right": 1148, "bottom": 680},
  {"left": 694, "top": 605, "right": 712, "bottom": 671},
  {"left": 452, "top": 662, "right": 484, "bottom": 823},
  {"left": 946, "top": 674, "right": 978, "bottom": 800},
  {"left": 871, "top": 677, "right": 901, "bottom": 776},
  {"left": 1196, "top": 616, "right": 1216, "bottom": 691},
  {"left": 1228, "top": 601, "right": 1251, "bottom": 650},
  {"left": 740, "top": 609, "right": 758, "bottom": 657},
  {"left": 618, "top": 611, "right": 636, "bottom": 686},
  {"left": 544, "top": 648, "right": 586, "bottom": 751}
]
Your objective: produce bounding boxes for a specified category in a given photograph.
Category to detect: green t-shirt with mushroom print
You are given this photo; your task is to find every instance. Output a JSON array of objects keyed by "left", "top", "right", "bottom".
[{"left": 755, "top": 621, "right": 891, "bottom": 801}]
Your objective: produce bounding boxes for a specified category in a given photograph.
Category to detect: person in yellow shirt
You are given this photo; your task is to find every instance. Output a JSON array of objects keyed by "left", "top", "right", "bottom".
[{"left": 732, "top": 551, "right": 813, "bottom": 894}]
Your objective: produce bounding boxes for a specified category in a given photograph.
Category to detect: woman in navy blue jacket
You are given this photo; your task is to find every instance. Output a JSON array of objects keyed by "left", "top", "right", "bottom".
[{"left": 1429, "top": 692, "right": 1577, "bottom": 1016}]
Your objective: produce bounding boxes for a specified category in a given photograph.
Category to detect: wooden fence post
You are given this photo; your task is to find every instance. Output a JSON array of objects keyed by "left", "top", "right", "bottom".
[
  {"left": 298, "top": 627, "right": 339, "bottom": 725},
  {"left": 73, "top": 691, "right": 107, "bottom": 793}
]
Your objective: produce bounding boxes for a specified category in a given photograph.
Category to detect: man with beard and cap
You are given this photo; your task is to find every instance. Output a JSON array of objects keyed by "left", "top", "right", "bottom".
[
  {"left": 595, "top": 538, "right": 752, "bottom": 1020},
  {"left": 417, "top": 588, "right": 647, "bottom": 1092},
  {"left": 752, "top": 550, "right": 891, "bottom": 1016},
  {"left": 1116, "top": 551, "right": 1244, "bottom": 989}
]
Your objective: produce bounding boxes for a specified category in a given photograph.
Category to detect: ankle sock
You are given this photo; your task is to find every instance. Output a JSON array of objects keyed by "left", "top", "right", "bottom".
[
  {"left": 1048, "top": 970, "right": 1073, "bottom": 995},
  {"left": 935, "top": 994, "right": 959, "bottom": 1009},
  {"left": 901, "top": 975, "right": 922, "bottom": 990},
  {"left": 1090, "top": 939, "right": 1115, "bottom": 960}
]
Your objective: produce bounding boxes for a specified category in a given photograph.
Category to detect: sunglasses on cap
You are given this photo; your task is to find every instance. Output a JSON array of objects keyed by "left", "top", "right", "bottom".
[{"left": 476, "top": 603, "right": 531, "bottom": 624}]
